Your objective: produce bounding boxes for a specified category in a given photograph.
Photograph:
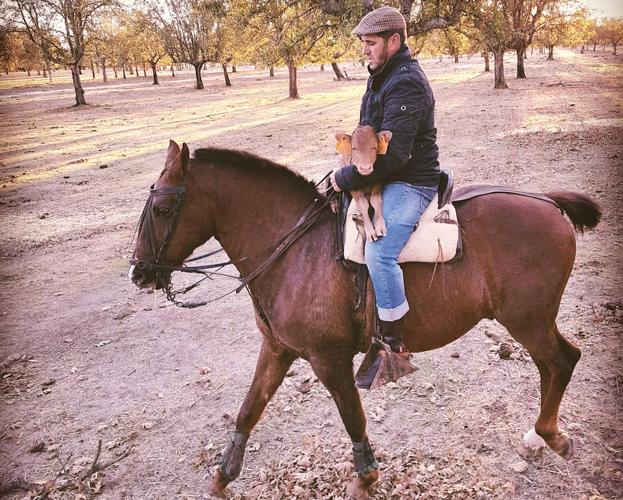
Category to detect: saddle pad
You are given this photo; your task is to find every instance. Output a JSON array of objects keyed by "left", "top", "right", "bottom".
[{"left": 344, "top": 194, "right": 460, "bottom": 264}]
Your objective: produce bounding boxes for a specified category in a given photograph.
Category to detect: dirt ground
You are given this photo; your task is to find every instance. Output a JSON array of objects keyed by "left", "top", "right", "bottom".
[{"left": 0, "top": 48, "right": 622, "bottom": 499}]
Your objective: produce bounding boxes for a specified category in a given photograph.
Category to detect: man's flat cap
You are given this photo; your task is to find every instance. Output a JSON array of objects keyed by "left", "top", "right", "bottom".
[{"left": 352, "top": 7, "right": 407, "bottom": 36}]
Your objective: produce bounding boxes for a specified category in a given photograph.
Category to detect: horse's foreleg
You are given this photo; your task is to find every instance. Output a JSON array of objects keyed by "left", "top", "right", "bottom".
[
  {"left": 208, "top": 338, "right": 295, "bottom": 497},
  {"left": 310, "top": 355, "right": 379, "bottom": 500}
]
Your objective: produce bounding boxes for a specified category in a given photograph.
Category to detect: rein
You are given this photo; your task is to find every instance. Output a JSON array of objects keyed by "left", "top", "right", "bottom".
[{"left": 131, "top": 172, "right": 336, "bottom": 308}]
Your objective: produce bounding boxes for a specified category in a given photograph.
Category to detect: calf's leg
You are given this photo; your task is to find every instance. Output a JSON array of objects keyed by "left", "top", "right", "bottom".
[{"left": 208, "top": 338, "right": 295, "bottom": 497}]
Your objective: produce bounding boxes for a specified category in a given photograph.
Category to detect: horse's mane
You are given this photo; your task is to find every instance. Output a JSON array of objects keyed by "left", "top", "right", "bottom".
[{"left": 192, "top": 147, "right": 322, "bottom": 199}]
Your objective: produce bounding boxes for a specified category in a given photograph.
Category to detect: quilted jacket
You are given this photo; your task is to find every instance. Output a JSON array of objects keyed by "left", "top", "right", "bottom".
[{"left": 334, "top": 44, "right": 441, "bottom": 190}]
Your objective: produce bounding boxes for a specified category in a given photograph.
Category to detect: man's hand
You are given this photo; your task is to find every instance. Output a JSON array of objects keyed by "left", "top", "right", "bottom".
[{"left": 330, "top": 169, "right": 342, "bottom": 192}]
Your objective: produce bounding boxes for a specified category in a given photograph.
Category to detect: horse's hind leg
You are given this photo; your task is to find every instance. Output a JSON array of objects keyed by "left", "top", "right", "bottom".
[
  {"left": 508, "top": 322, "right": 581, "bottom": 459},
  {"left": 310, "top": 355, "right": 379, "bottom": 500},
  {"left": 208, "top": 338, "right": 295, "bottom": 497}
]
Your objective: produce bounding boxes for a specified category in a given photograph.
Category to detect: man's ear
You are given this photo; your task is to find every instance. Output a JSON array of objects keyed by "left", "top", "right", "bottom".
[
  {"left": 335, "top": 133, "right": 352, "bottom": 155},
  {"left": 377, "top": 130, "right": 393, "bottom": 155}
]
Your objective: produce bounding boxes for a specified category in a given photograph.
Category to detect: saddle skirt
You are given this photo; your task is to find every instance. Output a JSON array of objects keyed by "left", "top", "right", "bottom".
[{"left": 343, "top": 194, "right": 461, "bottom": 265}]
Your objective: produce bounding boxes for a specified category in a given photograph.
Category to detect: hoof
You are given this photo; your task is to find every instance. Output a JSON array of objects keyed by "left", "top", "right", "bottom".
[
  {"left": 346, "top": 470, "right": 378, "bottom": 500},
  {"left": 206, "top": 468, "right": 229, "bottom": 498},
  {"left": 553, "top": 432, "right": 575, "bottom": 460},
  {"left": 520, "top": 428, "right": 546, "bottom": 461}
]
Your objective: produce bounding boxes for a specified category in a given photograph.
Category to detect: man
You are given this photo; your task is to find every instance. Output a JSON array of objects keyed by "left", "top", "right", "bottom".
[{"left": 330, "top": 6, "right": 441, "bottom": 386}]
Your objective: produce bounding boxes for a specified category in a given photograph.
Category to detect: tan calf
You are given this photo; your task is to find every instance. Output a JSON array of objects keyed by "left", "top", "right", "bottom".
[{"left": 335, "top": 125, "right": 393, "bottom": 242}]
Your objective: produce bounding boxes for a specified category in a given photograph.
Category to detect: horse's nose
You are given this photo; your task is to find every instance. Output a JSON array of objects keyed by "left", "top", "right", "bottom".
[{"left": 129, "top": 263, "right": 149, "bottom": 287}]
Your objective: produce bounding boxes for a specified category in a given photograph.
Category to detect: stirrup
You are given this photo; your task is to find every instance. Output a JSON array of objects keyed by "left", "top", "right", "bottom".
[{"left": 354, "top": 339, "right": 416, "bottom": 390}]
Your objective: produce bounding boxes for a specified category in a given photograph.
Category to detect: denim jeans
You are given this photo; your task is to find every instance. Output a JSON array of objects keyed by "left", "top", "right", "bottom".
[{"left": 365, "top": 182, "right": 437, "bottom": 321}]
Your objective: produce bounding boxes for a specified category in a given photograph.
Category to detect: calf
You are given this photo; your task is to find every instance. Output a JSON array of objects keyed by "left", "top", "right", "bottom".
[{"left": 335, "top": 125, "right": 393, "bottom": 242}]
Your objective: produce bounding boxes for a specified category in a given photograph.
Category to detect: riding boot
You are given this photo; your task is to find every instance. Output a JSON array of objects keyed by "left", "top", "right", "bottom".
[
  {"left": 380, "top": 319, "right": 408, "bottom": 354},
  {"left": 354, "top": 320, "right": 415, "bottom": 390}
]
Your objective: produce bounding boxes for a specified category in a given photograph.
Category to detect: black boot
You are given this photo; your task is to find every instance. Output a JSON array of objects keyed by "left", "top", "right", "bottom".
[{"left": 379, "top": 320, "right": 408, "bottom": 354}]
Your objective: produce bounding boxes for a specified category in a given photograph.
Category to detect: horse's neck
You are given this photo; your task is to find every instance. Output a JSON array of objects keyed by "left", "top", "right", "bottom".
[{"left": 204, "top": 169, "right": 319, "bottom": 275}]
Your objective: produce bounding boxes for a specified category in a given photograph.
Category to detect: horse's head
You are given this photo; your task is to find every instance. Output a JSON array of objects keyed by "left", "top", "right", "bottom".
[
  {"left": 335, "top": 126, "right": 392, "bottom": 176},
  {"left": 129, "top": 140, "right": 209, "bottom": 290}
]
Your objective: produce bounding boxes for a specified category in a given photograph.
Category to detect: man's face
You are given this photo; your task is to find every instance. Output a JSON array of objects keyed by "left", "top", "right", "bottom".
[
  {"left": 361, "top": 35, "right": 389, "bottom": 71},
  {"left": 361, "top": 33, "right": 400, "bottom": 71}
]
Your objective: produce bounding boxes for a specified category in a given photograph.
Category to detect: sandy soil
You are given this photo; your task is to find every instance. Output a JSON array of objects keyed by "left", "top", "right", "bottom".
[{"left": 0, "top": 49, "right": 622, "bottom": 499}]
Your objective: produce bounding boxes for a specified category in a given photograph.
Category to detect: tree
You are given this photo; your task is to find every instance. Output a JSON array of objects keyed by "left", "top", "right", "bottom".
[
  {"left": 470, "top": 0, "right": 514, "bottom": 89},
  {"left": 506, "top": 0, "right": 553, "bottom": 79},
  {"left": 14, "top": 0, "right": 116, "bottom": 105},
  {"left": 155, "top": 0, "right": 221, "bottom": 89},
  {"left": 248, "top": 0, "right": 332, "bottom": 98},
  {"left": 535, "top": 4, "right": 592, "bottom": 60},
  {"left": 442, "top": 27, "right": 470, "bottom": 62},
  {"left": 130, "top": 11, "right": 166, "bottom": 84},
  {"left": 601, "top": 18, "right": 623, "bottom": 56}
]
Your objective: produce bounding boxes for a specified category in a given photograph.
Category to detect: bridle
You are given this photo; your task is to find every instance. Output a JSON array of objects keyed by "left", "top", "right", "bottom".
[
  {"left": 130, "top": 173, "right": 337, "bottom": 308},
  {"left": 131, "top": 185, "right": 187, "bottom": 278}
]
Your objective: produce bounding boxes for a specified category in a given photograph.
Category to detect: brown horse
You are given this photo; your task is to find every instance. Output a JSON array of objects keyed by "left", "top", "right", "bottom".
[{"left": 129, "top": 141, "right": 600, "bottom": 499}]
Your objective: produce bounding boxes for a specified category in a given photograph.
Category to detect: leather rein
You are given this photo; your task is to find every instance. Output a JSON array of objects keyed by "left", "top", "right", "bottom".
[{"left": 130, "top": 174, "right": 336, "bottom": 308}]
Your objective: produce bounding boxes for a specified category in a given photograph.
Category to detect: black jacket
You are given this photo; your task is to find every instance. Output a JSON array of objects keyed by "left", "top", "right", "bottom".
[{"left": 334, "top": 44, "right": 440, "bottom": 190}]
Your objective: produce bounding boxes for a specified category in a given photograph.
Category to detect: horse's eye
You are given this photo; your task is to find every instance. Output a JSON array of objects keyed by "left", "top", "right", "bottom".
[{"left": 153, "top": 206, "right": 170, "bottom": 217}]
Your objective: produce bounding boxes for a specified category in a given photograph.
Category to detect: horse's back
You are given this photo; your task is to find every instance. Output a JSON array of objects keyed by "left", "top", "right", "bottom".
[{"left": 402, "top": 191, "right": 578, "bottom": 352}]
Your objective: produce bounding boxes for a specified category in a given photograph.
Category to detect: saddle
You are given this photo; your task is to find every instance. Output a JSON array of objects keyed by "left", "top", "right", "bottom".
[{"left": 339, "top": 170, "right": 461, "bottom": 265}]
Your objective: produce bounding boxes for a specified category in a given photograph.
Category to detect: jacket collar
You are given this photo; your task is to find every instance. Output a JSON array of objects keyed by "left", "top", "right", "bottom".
[{"left": 368, "top": 44, "right": 412, "bottom": 91}]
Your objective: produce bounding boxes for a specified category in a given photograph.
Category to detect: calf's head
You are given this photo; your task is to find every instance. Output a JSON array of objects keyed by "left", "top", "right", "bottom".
[{"left": 335, "top": 126, "right": 392, "bottom": 176}]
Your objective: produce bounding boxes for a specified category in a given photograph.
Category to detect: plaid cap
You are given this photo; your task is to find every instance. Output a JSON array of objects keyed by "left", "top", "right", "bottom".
[{"left": 352, "top": 7, "right": 407, "bottom": 36}]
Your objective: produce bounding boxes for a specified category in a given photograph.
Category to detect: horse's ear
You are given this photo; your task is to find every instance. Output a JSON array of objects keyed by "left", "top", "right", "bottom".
[
  {"left": 335, "top": 133, "right": 352, "bottom": 155},
  {"left": 180, "top": 143, "right": 190, "bottom": 176},
  {"left": 165, "top": 140, "right": 181, "bottom": 171},
  {"left": 376, "top": 130, "right": 392, "bottom": 155}
]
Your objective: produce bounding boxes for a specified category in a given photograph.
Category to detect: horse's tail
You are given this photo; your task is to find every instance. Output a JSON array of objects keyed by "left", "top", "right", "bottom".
[{"left": 545, "top": 192, "right": 602, "bottom": 233}]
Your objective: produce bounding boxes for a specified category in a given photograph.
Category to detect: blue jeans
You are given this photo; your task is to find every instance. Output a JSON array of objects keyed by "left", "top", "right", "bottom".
[{"left": 365, "top": 182, "right": 437, "bottom": 321}]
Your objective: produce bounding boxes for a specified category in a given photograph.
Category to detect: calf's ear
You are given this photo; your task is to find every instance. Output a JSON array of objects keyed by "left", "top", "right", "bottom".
[
  {"left": 377, "top": 130, "right": 393, "bottom": 155},
  {"left": 335, "top": 133, "right": 352, "bottom": 155}
]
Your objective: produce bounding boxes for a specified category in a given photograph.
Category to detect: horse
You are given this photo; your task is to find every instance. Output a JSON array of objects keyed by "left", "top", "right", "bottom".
[{"left": 129, "top": 140, "right": 601, "bottom": 499}]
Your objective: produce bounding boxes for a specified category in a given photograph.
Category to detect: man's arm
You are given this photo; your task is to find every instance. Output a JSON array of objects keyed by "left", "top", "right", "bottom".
[{"left": 333, "top": 79, "right": 429, "bottom": 192}]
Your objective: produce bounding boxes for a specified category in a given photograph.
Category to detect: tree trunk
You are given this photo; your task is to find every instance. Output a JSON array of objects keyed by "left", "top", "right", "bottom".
[
  {"left": 614, "top": 44, "right": 618, "bottom": 56},
  {"left": 91, "top": 61, "right": 95, "bottom": 79},
  {"left": 27, "top": 68, "right": 31, "bottom": 76},
  {"left": 151, "top": 63, "right": 159, "bottom": 85},
  {"left": 37, "top": 68, "right": 41, "bottom": 75},
  {"left": 222, "top": 63, "right": 231, "bottom": 86},
  {"left": 482, "top": 51, "right": 490, "bottom": 72},
  {"left": 232, "top": 65, "right": 236, "bottom": 73},
  {"left": 46, "top": 61, "right": 52, "bottom": 83},
  {"left": 269, "top": 66, "right": 274, "bottom": 77},
  {"left": 135, "top": 65, "right": 139, "bottom": 77},
  {"left": 101, "top": 59, "right": 108, "bottom": 83},
  {"left": 171, "top": 66, "right": 175, "bottom": 77},
  {"left": 129, "top": 65, "right": 134, "bottom": 75},
  {"left": 454, "top": 54, "right": 459, "bottom": 63},
  {"left": 193, "top": 62, "right": 204, "bottom": 89},
  {"left": 122, "top": 62, "right": 127, "bottom": 79},
  {"left": 493, "top": 47, "right": 508, "bottom": 89},
  {"left": 113, "top": 66, "right": 118, "bottom": 78},
  {"left": 71, "top": 63, "right": 87, "bottom": 105},
  {"left": 287, "top": 62, "right": 299, "bottom": 98},
  {"left": 593, "top": 43, "right": 596, "bottom": 51},
  {"left": 42, "top": 66, "right": 47, "bottom": 77},
  {"left": 547, "top": 45, "right": 554, "bottom": 60},
  {"left": 516, "top": 47, "right": 526, "bottom": 78},
  {"left": 331, "top": 62, "right": 345, "bottom": 80},
  {"left": 143, "top": 63, "right": 147, "bottom": 77},
  {"left": 320, "top": 63, "right": 325, "bottom": 71},
  {"left": 581, "top": 45, "right": 585, "bottom": 53}
]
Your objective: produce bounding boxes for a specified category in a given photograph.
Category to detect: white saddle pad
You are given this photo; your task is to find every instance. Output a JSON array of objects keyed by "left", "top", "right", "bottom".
[{"left": 344, "top": 194, "right": 460, "bottom": 264}]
